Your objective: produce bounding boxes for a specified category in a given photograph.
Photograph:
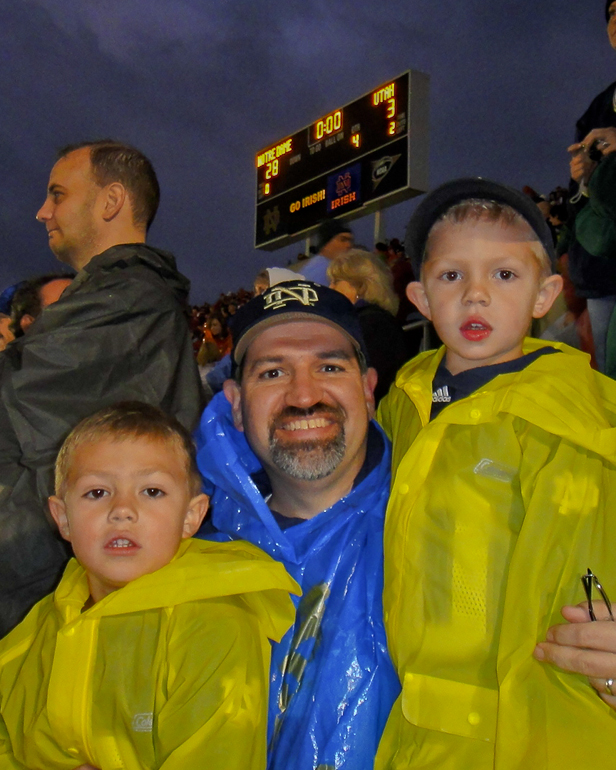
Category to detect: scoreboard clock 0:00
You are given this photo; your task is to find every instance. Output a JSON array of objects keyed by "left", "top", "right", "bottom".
[{"left": 255, "top": 70, "right": 429, "bottom": 249}]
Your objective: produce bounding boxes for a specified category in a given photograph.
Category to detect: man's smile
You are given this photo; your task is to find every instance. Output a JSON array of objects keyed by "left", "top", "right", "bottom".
[
  {"left": 270, "top": 405, "right": 344, "bottom": 444},
  {"left": 280, "top": 416, "right": 332, "bottom": 432}
]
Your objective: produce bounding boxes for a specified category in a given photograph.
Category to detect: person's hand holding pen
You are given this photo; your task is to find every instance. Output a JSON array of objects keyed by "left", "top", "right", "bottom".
[{"left": 534, "top": 569, "right": 616, "bottom": 710}]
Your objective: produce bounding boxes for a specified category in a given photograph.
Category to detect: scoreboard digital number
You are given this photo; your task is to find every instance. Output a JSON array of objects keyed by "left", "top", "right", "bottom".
[{"left": 255, "top": 70, "right": 429, "bottom": 250}]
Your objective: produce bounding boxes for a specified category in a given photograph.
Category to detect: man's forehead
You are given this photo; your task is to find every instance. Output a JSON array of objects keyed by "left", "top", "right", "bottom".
[
  {"left": 49, "top": 147, "right": 94, "bottom": 185},
  {"left": 244, "top": 319, "right": 355, "bottom": 362}
]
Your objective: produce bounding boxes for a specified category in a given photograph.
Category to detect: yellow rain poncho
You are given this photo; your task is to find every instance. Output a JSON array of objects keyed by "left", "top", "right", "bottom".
[
  {"left": 0, "top": 538, "right": 299, "bottom": 770},
  {"left": 375, "top": 340, "right": 616, "bottom": 769}
]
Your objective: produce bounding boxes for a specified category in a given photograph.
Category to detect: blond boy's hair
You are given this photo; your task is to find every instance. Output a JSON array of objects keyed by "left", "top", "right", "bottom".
[
  {"left": 327, "top": 249, "right": 399, "bottom": 315},
  {"left": 55, "top": 401, "right": 202, "bottom": 497},
  {"left": 425, "top": 200, "right": 552, "bottom": 276}
]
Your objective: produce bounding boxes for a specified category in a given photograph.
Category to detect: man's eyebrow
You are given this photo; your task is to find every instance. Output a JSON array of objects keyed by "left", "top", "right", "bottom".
[
  {"left": 246, "top": 355, "right": 285, "bottom": 371},
  {"left": 47, "top": 183, "right": 64, "bottom": 194},
  {"left": 316, "top": 349, "right": 353, "bottom": 361}
]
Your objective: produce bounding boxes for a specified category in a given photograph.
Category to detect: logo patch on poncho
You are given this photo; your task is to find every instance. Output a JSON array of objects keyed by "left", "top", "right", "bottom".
[{"left": 132, "top": 713, "right": 153, "bottom": 732}]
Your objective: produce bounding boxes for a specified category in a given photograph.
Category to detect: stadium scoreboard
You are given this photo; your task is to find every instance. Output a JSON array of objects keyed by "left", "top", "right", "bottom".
[{"left": 255, "top": 70, "right": 429, "bottom": 249}]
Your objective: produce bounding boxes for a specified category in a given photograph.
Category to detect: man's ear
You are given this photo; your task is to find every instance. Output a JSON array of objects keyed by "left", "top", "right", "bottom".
[
  {"left": 406, "top": 281, "right": 432, "bottom": 321},
  {"left": 363, "top": 367, "right": 378, "bottom": 419},
  {"left": 533, "top": 274, "right": 564, "bottom": 319},
  {"left": 48, "top": 496, "right": 71, "bottom": 542},
  {"left": 222, "top": 379, "right": 244, "bottom": 431},
  {"left": 100, "top": 182, "right": 128, "bottom": 222},
  {"left": 182, "top": 494, "right": 210, "bottom": 538}
]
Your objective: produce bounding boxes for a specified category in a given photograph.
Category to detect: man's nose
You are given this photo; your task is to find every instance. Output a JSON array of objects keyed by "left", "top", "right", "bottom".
[
  {"left": 36, "top": 200, "right": 52, "bottom": 223},
  {"left": 286, "top": 369, "right": 323, "bottom": 408}
]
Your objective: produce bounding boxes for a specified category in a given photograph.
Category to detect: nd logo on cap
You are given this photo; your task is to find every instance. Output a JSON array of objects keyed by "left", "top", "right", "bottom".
[{"left": 263, "top": 283, "right": 320, "bottom": 311}]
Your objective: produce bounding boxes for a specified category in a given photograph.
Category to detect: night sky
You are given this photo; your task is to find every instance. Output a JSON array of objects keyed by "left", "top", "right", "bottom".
[{"left": 1, "top": 0, "right": 614, "bottom": 302}]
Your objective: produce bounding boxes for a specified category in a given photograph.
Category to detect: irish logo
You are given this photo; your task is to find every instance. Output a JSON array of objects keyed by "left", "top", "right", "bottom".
[
  {"left": 335, "top": 171, "right": 352, "bottom": 197},
  {"left": 263, "top": 206, "right": 281, "bottom": 235},
  {"left": 263, "top": 283, "right": 319, "bottom": 311}
]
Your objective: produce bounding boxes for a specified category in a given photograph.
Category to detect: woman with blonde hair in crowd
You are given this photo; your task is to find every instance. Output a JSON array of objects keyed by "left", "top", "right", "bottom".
[{"left": 328, "top": 248, "right": 409, "bottom": 403}]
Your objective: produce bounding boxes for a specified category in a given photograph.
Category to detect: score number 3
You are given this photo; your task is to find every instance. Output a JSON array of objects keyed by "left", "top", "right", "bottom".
[{"left": 387, "top": 98, "right": 396, "bottom": 135}]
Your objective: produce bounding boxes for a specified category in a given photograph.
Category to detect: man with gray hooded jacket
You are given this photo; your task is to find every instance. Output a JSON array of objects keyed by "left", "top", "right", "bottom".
[{"left": 0, "top": 139, "right": 203, "bottom": 636}]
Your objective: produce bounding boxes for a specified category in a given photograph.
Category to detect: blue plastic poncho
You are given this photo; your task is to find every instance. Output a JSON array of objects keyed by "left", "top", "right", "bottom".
[{"left": 195, "top": 392, "right": 400, "bottom": 770}]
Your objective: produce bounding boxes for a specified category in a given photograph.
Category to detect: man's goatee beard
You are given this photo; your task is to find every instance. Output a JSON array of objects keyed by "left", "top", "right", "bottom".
[{"left": 269, "top": 429, "right": 346, "bottom": 480}]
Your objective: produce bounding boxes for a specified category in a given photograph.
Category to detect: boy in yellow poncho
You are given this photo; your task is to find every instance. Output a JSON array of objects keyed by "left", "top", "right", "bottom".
[
  {"left": 375, "top": 178, "right": 616, "bottom": 770},
  {"left": 0, "top": 401, "right": 299, "bottom": 770}
]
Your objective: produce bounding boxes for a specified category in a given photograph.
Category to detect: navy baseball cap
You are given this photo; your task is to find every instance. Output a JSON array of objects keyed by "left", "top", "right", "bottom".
[
  {"left": 230, "top": 280, "right": 368, "bottom": 367},
  {"left": 405, "top": 177, "right": 557, "bottom": 278}
]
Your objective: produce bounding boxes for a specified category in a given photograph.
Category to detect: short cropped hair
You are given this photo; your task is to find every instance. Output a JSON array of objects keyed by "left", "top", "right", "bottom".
[
  {"left": 10, "top": 273, "right": 72, "bottom": 337},
  {"left": 327, "top": 249, "right": 399, "bottom": 315},
  {"left": 58, "top": 140, "right": 160, "bottom": 231},
  {"left": 426, "top": 199, "right": 552, "bottom": 275},
  {"left": 55, "top": 401, "right": 202, "bottom": 497}
]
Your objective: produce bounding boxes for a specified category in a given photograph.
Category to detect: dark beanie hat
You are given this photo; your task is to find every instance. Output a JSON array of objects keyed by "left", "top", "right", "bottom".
[
  {"left": 607, "top": 0, "right": 613, "bottom": 22},
  {"left": 405, "top": 177, "right": 557, "bottom": 278},
  {"left": 315, "top": 219, "right": 353, "bottom": 253}
]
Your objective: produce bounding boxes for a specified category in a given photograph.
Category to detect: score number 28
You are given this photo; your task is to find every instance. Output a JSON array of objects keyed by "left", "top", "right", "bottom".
[{"left": 265, "top": 159, "right": 279, "bottom": 179}]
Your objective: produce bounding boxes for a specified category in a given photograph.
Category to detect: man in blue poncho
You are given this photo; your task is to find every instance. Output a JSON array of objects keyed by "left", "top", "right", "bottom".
[{"left": 195, "top": 280, "right": 400, "bottom": 770}]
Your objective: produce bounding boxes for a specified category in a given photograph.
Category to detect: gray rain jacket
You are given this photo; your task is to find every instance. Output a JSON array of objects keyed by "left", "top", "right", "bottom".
[{"left": 0, "top": 243, "right": 204, "bottom": 635}]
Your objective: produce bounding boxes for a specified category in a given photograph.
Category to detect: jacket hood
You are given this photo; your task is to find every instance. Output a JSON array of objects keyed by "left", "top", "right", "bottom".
[
  {"left": 394, "top": 339, "right": 616, "bottom": 463},
  {"left": 55, "top": 538, "right": 299, "bottom": 639},
  {"left": 70, "top": 243, "right": 191, "bottom": 305},
  {"left": 196, "top": 392, "right": 391, "bottom": 565}
]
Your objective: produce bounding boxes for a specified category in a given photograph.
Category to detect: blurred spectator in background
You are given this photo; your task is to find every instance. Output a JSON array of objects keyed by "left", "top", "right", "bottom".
[
  {"left": 190, "top": 304, "right": 211, "bottom": 353},
  {"left": 201, "top": 268, "right": 302, "bottom": 397},
  {"left": 0, "top": 316, "right": 14, "bottom": 352},
  {"left": 299, "top": 219, "right": 354, "bottom": 284},
  {"left": 385, "top": 237, "right": 417, "bottom": 323},
  {"left": 328, "top": 249, "right": 409, "bottom": 403},
  {"left": 199, "top": 313, "right": 232, "bottom": 362},
  {"left": 0, "top": 283, "right": 21, "bottom": 350},
  {"left": 253, "top": 270, "right": 270, "bottom": 296},
  {"left": 563, "top": 0, "right": 616, "bottom": 372},
  {"left": 9, "top": 274, "right": 73, "bottom": 338},
  {"left": 523, "top": 186, "right": 569, "bottom": 246}
]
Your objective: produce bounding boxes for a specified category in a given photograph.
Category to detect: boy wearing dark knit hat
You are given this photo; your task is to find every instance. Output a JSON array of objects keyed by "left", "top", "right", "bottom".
[{"left": 375, "top": 178, "right": 616, "bottom": 769}]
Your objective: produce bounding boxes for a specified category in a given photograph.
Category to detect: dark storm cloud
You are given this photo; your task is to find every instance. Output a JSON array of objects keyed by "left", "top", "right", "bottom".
[{"left": 1, "top": 0, "right": 614, "bottom": 300}]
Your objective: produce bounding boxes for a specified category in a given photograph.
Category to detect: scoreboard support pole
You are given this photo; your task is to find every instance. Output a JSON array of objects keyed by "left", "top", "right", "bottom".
[
  {"left": 374, "top": 210, "right": 386, "bottom": 246},
  {"left": 305, "top": 236, "right": 312, "bottom": 256}
]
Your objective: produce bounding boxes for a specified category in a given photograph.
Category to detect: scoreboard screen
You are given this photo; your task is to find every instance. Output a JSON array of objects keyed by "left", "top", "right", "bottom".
[{"left": 255, "top": 70, "right": 429, "bottom": 249}]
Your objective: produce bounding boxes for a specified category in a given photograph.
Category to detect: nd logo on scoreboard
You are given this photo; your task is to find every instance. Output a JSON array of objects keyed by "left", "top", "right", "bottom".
[{"left": 327, "top": 163, "right": 361, "bottom": 215}]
